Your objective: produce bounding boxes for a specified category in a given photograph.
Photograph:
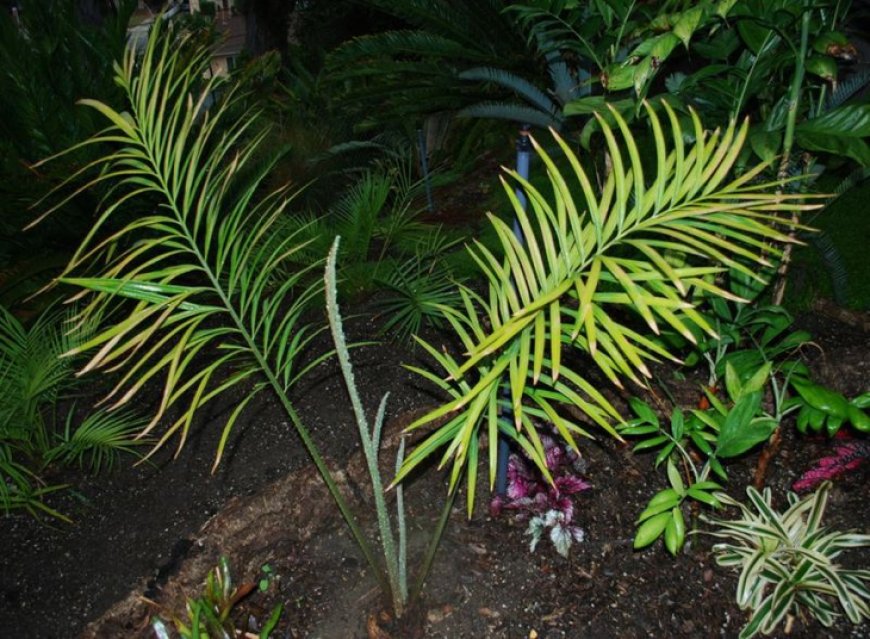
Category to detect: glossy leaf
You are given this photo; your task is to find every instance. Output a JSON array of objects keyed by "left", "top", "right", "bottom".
[
  {"left": 716, "top": 392, "right": 777, "bottom": 458},
  {"left": 634, "top": 511, "right": 671, "bottom": 549}
]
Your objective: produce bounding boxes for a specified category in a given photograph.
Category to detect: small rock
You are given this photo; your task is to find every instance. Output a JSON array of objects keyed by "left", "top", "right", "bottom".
[{"left": 426, "top": 604, "right": 454, "bottom": 624}]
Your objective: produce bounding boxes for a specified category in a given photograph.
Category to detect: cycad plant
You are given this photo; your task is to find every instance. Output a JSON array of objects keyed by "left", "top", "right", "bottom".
[
  {"left": 0, "top": 305, "right": 143, "bottom": 520},
  {"left": 457, "top": 45, "right": 592, "bottom": 131},
  {"left": 393, "top": 102, "right": 818, "bottom": 514},
  {"left": 270, "top": 155, "right": 463, "bottom": 339},
  {"left": 325, "top": 0, "right": 539, "bottom": 127},
  {"left": 34, "top": 19, "right": 446, "bottom": 617}
]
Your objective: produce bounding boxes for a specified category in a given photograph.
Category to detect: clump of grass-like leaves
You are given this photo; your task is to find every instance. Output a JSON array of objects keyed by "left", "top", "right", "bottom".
[{"left": 705, "top": 483, "right": 869, "bottom": 638}]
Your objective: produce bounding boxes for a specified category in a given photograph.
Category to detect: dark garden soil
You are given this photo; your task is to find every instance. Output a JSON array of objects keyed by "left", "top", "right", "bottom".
[{"left": 0, "top": 307, "right": 867, "bottom": 639}]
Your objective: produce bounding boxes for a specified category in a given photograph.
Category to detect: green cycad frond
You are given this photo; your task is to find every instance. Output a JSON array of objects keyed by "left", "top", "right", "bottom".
[
  {"left": 324, "top": 0, "right": 535, "bottom": 124},
  {"left": 396, "top": 102, "right": 819, "bottom": 513},
  {"left": 456, "top": 52, "right": 589, "bottom": 130},
  {"left": 361, "top": 0, "right": 522, "bottom": 51},
  {"left": 458, "top": 68, "right": 558, "bottom": 116},
  {"left": 329, "top": 31, "right": 492, "bottom": 73},
  {"left": 458, "top": 102, "right": 562, "bottom": 131},
  {"left": 36, "top": 21, "right": 326, "bottom": 470}
]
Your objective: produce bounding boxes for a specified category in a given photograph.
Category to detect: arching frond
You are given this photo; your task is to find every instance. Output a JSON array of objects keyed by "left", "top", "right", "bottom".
[
  {"left": 35, "top": 20, "right": 326, "bottom": 470},
  {"left": 395, "top": 102, "right": 819, "bottom": 514},
  {"left": 458, "top": 102, "right": 563, "bottom": 130},
  {"left": 459, "top": 67, "right": 558, "bottom": 115}
]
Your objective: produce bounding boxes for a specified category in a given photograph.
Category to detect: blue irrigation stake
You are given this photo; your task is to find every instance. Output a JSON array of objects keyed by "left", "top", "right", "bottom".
[
  {"left": 417, "top": 128, "right": 435, "bottom": 214},
  {"left": 496, "top": 124, "right": 533, "bottom": 496}
]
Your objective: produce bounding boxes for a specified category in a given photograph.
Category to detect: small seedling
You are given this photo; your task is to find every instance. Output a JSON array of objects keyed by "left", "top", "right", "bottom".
[{"left": 258, "top": 563, "right": 275, "bottom": 593}]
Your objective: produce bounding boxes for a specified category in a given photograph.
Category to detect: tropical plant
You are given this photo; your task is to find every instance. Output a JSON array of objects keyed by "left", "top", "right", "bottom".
[
  {"left": 273, "top": 155, "right": 463, "bottom": 338},
  {"left": 490, "top": 430, "right": 590, "bottom": 557},
  {"left": 793, "top": 437, "right": 869, "bottom": 493},
  {"left": 0, "top": 305, "right": 143, "bottom": 520},
  {"left": 624, "top": 359, "right": 797, "bottom": 554},
  {"left": 456, "top": 44, "right": 592, "bottom": 131},
  {"left": 704, "top": 483, "right": 870, "bottom": 638},
  {"left": 393, "top": 100, "right": 817, "bottom": 516},
  {"left": 513, "top": 0, "right": 868, "bottom": 159},
  {"left": 325, "top": 0, "right": 540, "bottom": 128},
  {"left": 676, "top": 297, "right": 811, "bottom": 391},
  {"left": 327, "top": 238, "right": 459, "bottom": 616},
  {"left": 151, "top": 556, "right": 283, "bottom": 639},
  {"left": 35, "top": 22, "right": 452, "bottom": 619},
  {"left": 619, "top": 364, "right": 786, "bottom": 555},
  {"left": 324, "top": 237, "right": 410, "bottom": 614},
  {"left": 510, "top": 0, "right": 735, "bottom": 100},
  {"left": 373, "top": 231, "right": 463, "bottom": 340},
  {"left": 511, "top": 0, "right": 868, "bottom": 303},
  {"left": 623, "top": 285, "right": 841, "bottom": 553}
]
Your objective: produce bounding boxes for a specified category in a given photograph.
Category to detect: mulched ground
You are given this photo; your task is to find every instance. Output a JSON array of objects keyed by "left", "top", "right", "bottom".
[{"left": 0, "top": 308, "right": 867, "bottom": 639}]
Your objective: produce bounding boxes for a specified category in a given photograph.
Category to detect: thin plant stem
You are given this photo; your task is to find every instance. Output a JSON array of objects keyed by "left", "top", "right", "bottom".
[
  {"left": 396, "top": 437, "right": 408, "bottom": 603},
  {"left": 772, "top": 1, "right": 811, "bottom": 305},
  {"left": 410, "top": 483, "right": 457, "bottom": 604}
]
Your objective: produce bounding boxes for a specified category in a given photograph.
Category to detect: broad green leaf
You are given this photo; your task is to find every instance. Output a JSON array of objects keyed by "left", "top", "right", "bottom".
[
  {"left": 637, "top": 488, "right": 682, "bottom": 521},
  {"left": 687, "top": 486, "right": 722, "bottom": 508},
  {"left": 634, "top": 511, "right": 671, "bottom": 549},
  {"left": 666, "top": 457, "right": 686, "bottom": 495},
  {"left": 716, "top": 392, "right": 774, "bottom": 458},
  {"left": 663, "top": 507, "right": 686, "bottom": 555},
  {"left": 795, "top": 132, "right": 870, "bottom": 167},
  {"left": 798, "top": 105, "right": 870, "bottom": 137}
]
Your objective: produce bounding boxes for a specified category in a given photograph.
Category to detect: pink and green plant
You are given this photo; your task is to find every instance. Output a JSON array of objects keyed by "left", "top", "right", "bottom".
[{"left": 490, "top": 432, "right": 590, "bottom": 557}]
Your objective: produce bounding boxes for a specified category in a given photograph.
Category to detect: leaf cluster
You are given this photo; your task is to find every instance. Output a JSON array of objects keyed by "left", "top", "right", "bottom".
[
  {"left": 396, "top": 99, "right": 816, "bottom": 515},
  {"left": 0, "top": 306, "right": 143, "bottom": 520},
  {"left": 152, "top": 556, "right": 283, "bottom": 639},
  {"left": 625, "top": 359, "right": 783, "bottom": 554},
  {"left": 706, "top": 483, "right": 870, "bottom": 638}
]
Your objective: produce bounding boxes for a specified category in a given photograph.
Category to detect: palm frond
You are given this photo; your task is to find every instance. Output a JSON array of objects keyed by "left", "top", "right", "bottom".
[
  {"left": 0, "top": 445, "right": 70, "bottom": 521},
  {"left": 374, "top": 233, "right": 462, "bottom": 340},
  {"left": 328, "top": 31, "right": 490, "bottom": 74},
  {"left": 35, "top": 19, "right": 322, "bottom": 470},
  {"left": 826, "top": 69, "right": 870, "bottom": 111},
  {"left": 459, "top": 67, "right": 558, "bottom": 116},
  {"left": 46, "top": 409, "right": 146, "bottom": 474},
  {"left": 458, "top": 102, "right": 563, "bottom": 130},
  {"left": 396, "top": 102, "right": 819, "bottom": 512},
  {"left": 363, "top": 0, "right": 524, "bottom": 51},
  {"left": 808, "top": 231, "right": 849, "bottom": 305}
]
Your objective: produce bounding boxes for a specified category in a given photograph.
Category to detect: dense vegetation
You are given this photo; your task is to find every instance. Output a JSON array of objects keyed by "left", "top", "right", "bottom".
[{"left": 2, "top": 1, "right": 868, "bottom": 637}]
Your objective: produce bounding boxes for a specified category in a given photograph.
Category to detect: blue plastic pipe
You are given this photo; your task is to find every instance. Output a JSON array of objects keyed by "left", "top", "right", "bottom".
[{"left": 496, "top": 124, "right": 533, "bottom": 496}]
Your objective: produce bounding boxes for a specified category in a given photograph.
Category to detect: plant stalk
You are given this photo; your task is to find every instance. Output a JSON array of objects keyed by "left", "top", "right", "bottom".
[
  {"left": 771, "top": 1, "right": 811, "bottom": 305},
  {"left": 190, "top": 233, "right": 393, "bottom": 599},
  {"left": 325, "top": 238, "right": 404, "bottom": 616},
  {"left": 410, "top": 483, "right": 457, "bottom": 604}
]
